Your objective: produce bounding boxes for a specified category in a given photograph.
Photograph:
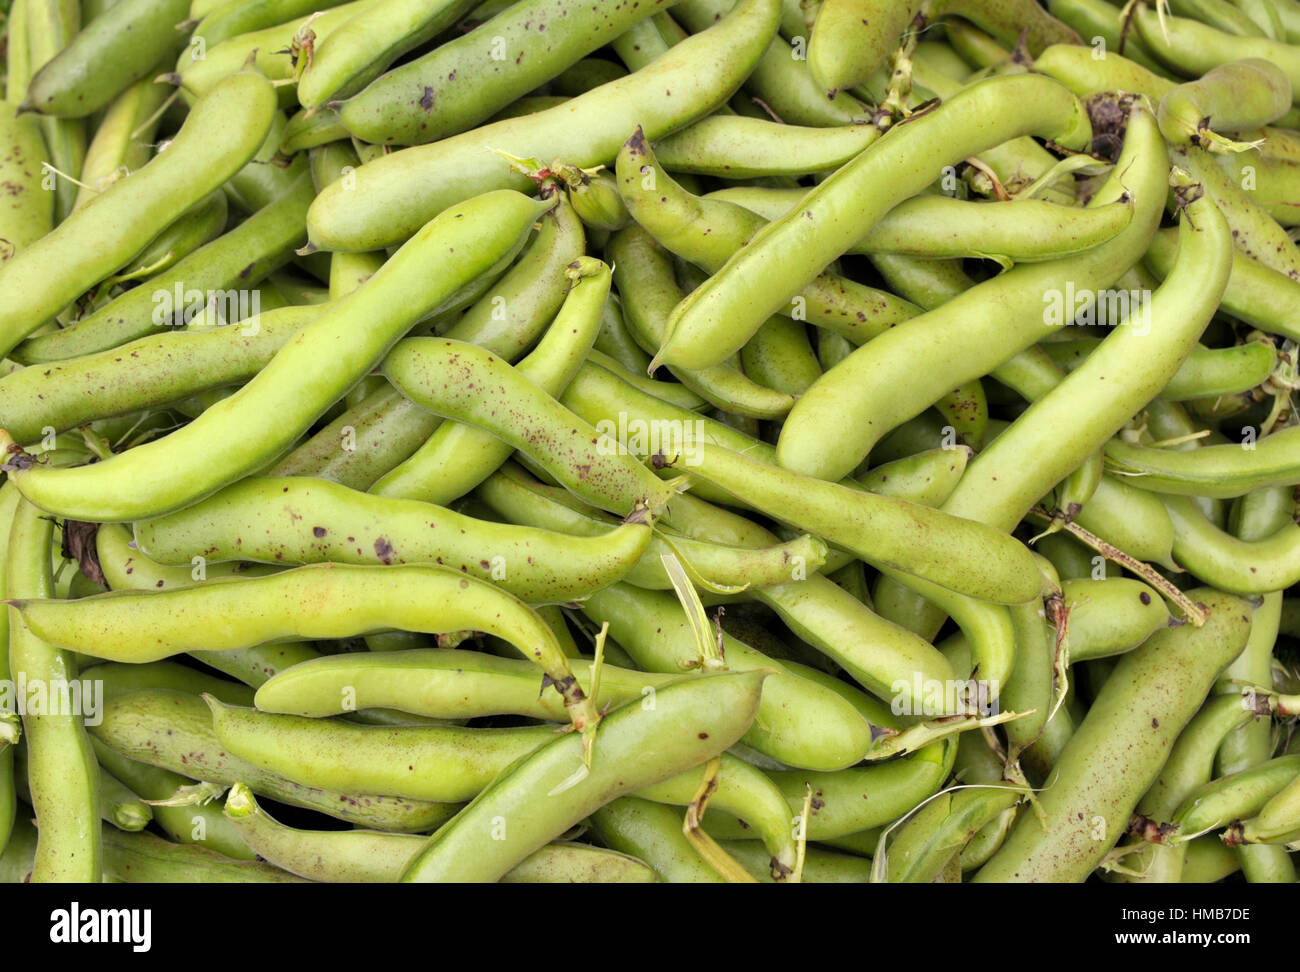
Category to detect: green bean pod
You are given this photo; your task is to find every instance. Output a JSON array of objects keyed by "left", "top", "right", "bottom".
[
  {"left": 1238, "top": 774, "right": 1300, "bottom": 843},
  {"left": 92, "top": 739, "right": 255, "bottom": 860},
  {"left": 267, "top": 384, "right": 440, "bottom": 491},
  {"left": 1119, "top": 694, "right": 1258, "bottom": 882},
  {"left": 252, "top": 647, "right": 671, "bottom": 722},
  {"left": 741, "top": 318, "right": 821, "bottom": 396},
  {"left": 1042, "top": 0, "right": 1170, "bottom": 76},
  {"left": 435, "top": 191, "right": 586, "bottom": 362},
  {"left": 1042, "top": 336, "right": 1277, "bottom": 402},
  {"left": 711, "top": 740, "right": 957, "bottom": 842},
  {"left": 883, "top": 785, "right": 1025, "bottom": 883},
  {"left": 1107, "top": 425, "right": 1300, "bottom": 499},
  {"left": 207, "top": 697, "right": 555, "bottom": 803},
  {"left": 685, "top": 441, "right": 1043, "bottom": 605},
  {"left": 7, "top": 500, "right": 101, "bottom": 880},
  {"left": 222, "top": 782, "right": 655, "bottom": 882},
  {"left": 0, "top": 104, "right": 53, "bottom": 262},
  {"left": 92, "top": 688, "right": 458, "bottom": 832},
  {"left": 655, "top": 73, "right": 1093, "bottom": 373},
  {"left": 113, "top": 189, "right": 229, "bottom": 282},
  {"left": 605, "top": 225, "right": 796, "bottom": 419},
  {"left": 859, "top": 447, "right": 971, "bottom": 509},
  {"left": 1143, "top": 227, "right": 1300, "bottom": 343},
  {"left": 72, "top": 78, "right": 173, "bottom": 212},
  {"left": 335, "top": 0, "right": 681, "bottom": 145},
  {"left": 1172, "top": 143, "right": 1300, "bottom": 284},
  {"left": 1163, "top": 494, "right": 1300, "bottom": 595},
  {"left": 1135, "top": 6, "right": 1300, "bottom": 102},
  {"left": 15, "top": 562, "right": 602, "bottom": 733},
  {"left": 973, "top": 589, "right": 1252, "bottom": 882},
  {"left": 381, "top": 337, "right": 680, "bottom": 520},
  {"left": 0, "top": 70, "right": 276, "bottom": 361},
  {"left": 1, "top": 190, "right": 547, "bottom": 521},
  {"left": 15, "top": 171, "right": 315, "bottom": 363},
  {"left": 310, "top": 0, "right": 780, "bottom": 250},
  {"left": 102, "top": 827, "right": 305, "bottom": 883},
  {"left": 590, "top": 796, "right": 723, "bottom": 883},
  {"left": 712, "top": 184, "right": 1135, "bottom": 264},
  {"left": 1061, "top": 578, "right": 1171, "bottom": 662},
  {"left": 26, "top": 0, "right": 189, "bottom": 118},
  {"left": 0, "top": 484, "right": 22, "bottom": 854},
  {"left": 1158, "top": 59, "right": 1292, "bottom": 148},
  {"left": 369, "top": 257, "right": 611, "bottom": 506},
  {"left": 808, "top": 0, "right": 925, "bottom": 96},
  {"left": 24, "top": 0, "right": 87, "bottom": 223},
  {"left": 177, "top": 0, "right": 382, "bottom": 107},
  {"left": 297, "top": 0, "right": 483, "bottom": 108},
  {"left": 1214, "top": 149, "right": 1300, "bottom": 227},
  {"left": 939, "top": 174, "right": 1231, "bottom": 534},
  {"left": 400, "top": 670, "right": 765, "bottom": 882},
  {"left": 14, "top": 745, "right": 150, "bottom": 833},
  {"left": 131, "top": 475, "right": 652, "bottom": 603},
  {"left": 616, "top": 131, "right": 921, "bottom": 346},
  {"left": 652, "top": 116, "right": 879, "bottom": 178},
  {"left": 474, "top": 462, "right": 828, "bottom": 592},
  {"left": 775, "top": 99, "right": 1162, "bottom": 482},
  {"left": 1173, "top": 755, "right": 1300, "bottom": 837},
  {"left": 191, "top": 0, "right": 356, "bottom": 48},
  {"left": 580, "top": 583, "right": 873, "bottom": 769}
]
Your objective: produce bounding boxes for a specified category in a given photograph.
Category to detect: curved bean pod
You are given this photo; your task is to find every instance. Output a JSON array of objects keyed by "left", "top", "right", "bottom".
[
  {"left": 222, "top": 782, "right": 656, "bottom": 882},
  {"left": 1107, "top": 425, "right": 1300, "bottom": 499},
  {"left": 131, "top": 474, "right": 652, "bottom": 603},
  {"left": 92, "top": 688, "right": 459, "bottom": 832},
  {"left": 370, "top": 257, "right": 610, "bottom": 506},
  {"left": 684, "top": 440, "right": 1042, "bottom": 604},
  {"left": 973, "top": 589, "right": 1252, "bottom": 882},
  {"left": 310, "top": 0, "right": 780, "bottom": 250},
  {"left": 13, "top": 562, "right": 600, "bottom": 733},
  {"left": 24, "top": 0, "right": 190, "bottom": 118},
  {"left": 654, "top": 73, "right": 1093, "bottom": 372},
  {"left": 1, "top": 190, "right": 548, "bottom": 521},
  {"left": 7, "top": 499, "right": 100, "bottom": 880},
  {"left": 579, "top": 583, "right": 874, "bottom": 770},
  {"left": 1172, "top": 755, "right": 1300, "bottom": 837},
  {"left": 1158, "top": 58, "right": 1292, "bottom": 147},
  {"left": 400, "top": 670, "right": 766, "bottom": 882},
  {"left": 652, "top": 116, "right": 879, "bottom": 178},
  {"left": 776, "top": 97, "right": 1160, "bottom": 481},
  {"left": 616, "top": 131, "right": 921, "bottom": 345},
  {"left": 0, "top": 70, "right": 276, "bottom": 360},
  {"left": 1042, "top": 336, "right": 1276, "bottom": 402},
  {"left": 335, "top": 0, "right": 680, "bottom": 145},
  {"left": 297, "top": 0, "right": 482, "bottom": 108},
  {"left": 1061, "top": 578, "right": 1171, "bottom": 662},
  {"left": 938, "top": 174, "right": 1231, "bottom": 533},
  {"left": 0, "top": 104, "right": 53, "bottom": 262}
]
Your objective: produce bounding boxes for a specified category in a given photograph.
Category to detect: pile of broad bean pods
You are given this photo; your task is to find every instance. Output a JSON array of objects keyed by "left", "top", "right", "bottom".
[{"left": 0, "top": 0, "right": 1299, "bottom": 884}]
